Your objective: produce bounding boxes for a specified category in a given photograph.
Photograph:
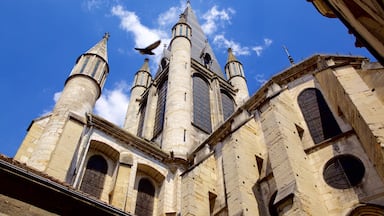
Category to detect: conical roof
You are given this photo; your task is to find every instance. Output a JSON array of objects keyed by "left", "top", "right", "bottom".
[
  {"left": 182, "top": 4, "right": 225, "bottom": 79},
  {"left": 86, "top": 33, "right": 109, "bottom": 62},
  {"left": 139, "top": 58, "right": 150, "bottom": 73},
  {"left": 226, "top": 48, "right": 239, "bottom": 64}
]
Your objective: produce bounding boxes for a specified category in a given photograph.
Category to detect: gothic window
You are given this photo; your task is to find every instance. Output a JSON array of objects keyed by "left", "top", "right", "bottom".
[
  {"left": 221, "top": 91, "right": 234, "bottom": 120},
  {"left": 137, "top": 100, "right": 147, "bottom": 138},
  {"left": 153, "top": 80, "right": 167, "bottom": 137},
  {"left": 80, "top": 154, "right": 108, "bottom": 198},
  {"left": 135, "top": 178, "right": 155, "bottom": 216},
  {"left": 193, "top": 75, "right": 212, "bottom": 133},
  {"left": 298, "top": 88, "right": 342, "bottom": 144},
  {"left": 323, "top": 155, "right": 365, "bottom": 189}
]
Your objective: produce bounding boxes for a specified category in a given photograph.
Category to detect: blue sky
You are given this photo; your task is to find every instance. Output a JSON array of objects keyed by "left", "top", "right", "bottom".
[{"left": 0, "top": 0, "right": 376, "bottom": 157}]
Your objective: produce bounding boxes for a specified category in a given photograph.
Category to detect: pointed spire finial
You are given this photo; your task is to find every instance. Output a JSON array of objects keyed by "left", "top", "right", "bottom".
[
  {"left": 139, "top": 58, "right": 150, "bottom": 72},
  {"left": 227, "top": 47, "right": 238, "bottom": 63},
  {"left": 283, "top": 45, "right": 295, "bottom": 65},
  {"left": 103, "top": 32, "right": 110, "bottom": 40}
]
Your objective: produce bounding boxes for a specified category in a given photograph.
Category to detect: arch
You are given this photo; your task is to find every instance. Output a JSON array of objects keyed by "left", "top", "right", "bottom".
[
  {"left": 89, "top": 140, "right": 119, "bottom": 161},
  {"left": 80, "top": 154, "right": 108, "bottom": 198},
  {"left": 193, "top": 75, "right": 212, "bottom": 133},
  {"left": 298, "top": 88, "right": 342, "bottom": 144},
  {"left": 221, "top": 90, "right": 234, "bottom": 120},
  {"left": 348, "top": 204, "right": 384, "bottom": 216},
  {"left": 153, "top": 79, "right": 168, "bottom": 137},
  {"left": 135, "top": 178, "right": 156, "bottom": 216},
  {"left": 137, "top": 163, "right": 166, "bottom": 183}
]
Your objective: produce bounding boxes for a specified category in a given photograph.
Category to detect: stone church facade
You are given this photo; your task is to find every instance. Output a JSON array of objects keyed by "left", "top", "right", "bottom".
[{"left": 4, "top": 2, "right": 384, "bottom": 216}]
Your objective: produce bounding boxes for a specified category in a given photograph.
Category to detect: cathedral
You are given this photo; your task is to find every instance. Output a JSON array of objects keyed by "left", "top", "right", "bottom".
[{"left": 1, "top": 2, "right": 384, "bottom": 216}]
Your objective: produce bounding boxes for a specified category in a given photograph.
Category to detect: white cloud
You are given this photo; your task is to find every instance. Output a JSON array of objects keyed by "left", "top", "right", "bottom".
[
  {"left": 201, "top": 6, "right": 235, "bottom": 35},
  {"left": 95, "top": 81, "right": 130, "bottom": 126},
  {"left": 252, "top": 38, "right": 273, "bottom": 56},
  {"left": 82, "top": 0, "right": 105, "bottom": 11},
  {"left": 213, "top": 34, "right": 250, "bottom": 56},
  {"left": 252, "top": 46, "right": 263, "bottom": 56},
  {"left": 254, "top": 74, "right": 267, "bottom": 85},
  {"left": 157, "top": 2, "right": 185, "bottom": 27},
  {"left": 264, "top": 38, "right": 273, "bottom": 47},
  {"left": 111, "top": 5, "right": 167, "bottom": 49},
  {"left": 53, "top": 92, "right": 62, "bottom": 102},
  {"left": 111, "top": 5, "right": 177, "bottom": 72}
]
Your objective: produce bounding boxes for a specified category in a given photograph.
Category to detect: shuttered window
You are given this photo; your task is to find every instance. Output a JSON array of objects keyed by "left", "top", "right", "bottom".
[
  {"left": 221, "top": 91, "right": 234, "bottom": 120},
  {"left": 135, "top": 178, "right": 155, "bottom": 216},
  {"left": 80, "top": 155, "right": 108, "bottom": 198},
  {"left": 193, "top": 76, "right": 211, "bottom": 133},
  {"left": 153, "top": 80, "right": 167, "bottom": 137},
  {"left": 298, "top": 88, "right": 341, "bottom": 144}
]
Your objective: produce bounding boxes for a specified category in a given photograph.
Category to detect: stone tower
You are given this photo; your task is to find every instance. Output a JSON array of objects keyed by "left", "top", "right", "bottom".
[
  {"left": 161, "top": 13, "right": 193, "bottom": 159},
  {"left": 124, "top": 58, "right": 152, "bottom": 134},
  {"left": 16, "top": 34, "right": 109, "bottom": 178},
  {"left": 225, "top": 48, "right": 249, "bottom": 106}
]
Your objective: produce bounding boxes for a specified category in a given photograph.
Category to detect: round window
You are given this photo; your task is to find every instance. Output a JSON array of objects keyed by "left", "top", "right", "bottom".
[{"left": 323, "top": 155, "right": 365, "bottom": 189}]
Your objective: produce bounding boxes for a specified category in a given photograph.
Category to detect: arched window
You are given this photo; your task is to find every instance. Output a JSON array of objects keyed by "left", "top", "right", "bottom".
[
  {"left": 153, "top": 80, "right": 168, "bottom": 137},
  {"left": 221, "top": 91, "right": 234, "bottom": 120},
  {"left": 135, "top": 178, "right": 155, "bottom": 216},
  {"left": 80, "top": 155, "right": 108, "bottom": 198},
  {"left": 298, "top": 88, "right": 342, "bottom": 144},
  {"left": 193, "top": 75, "right": 212, "bottom": 133}
]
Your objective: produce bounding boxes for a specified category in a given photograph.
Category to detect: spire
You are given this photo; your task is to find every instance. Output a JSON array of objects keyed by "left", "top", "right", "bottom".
[
  {"left": 139, "top": 58, "right": 150, "bottom": 72},
  {"left": 177, "top": 13, "right": 187, "bottom": 24},
  {"left": 85, "top": 33, "right": 109, "bottom": 62},
  {"left": 180, "top": 3, "right": 225, "bottom": 79},
  {"left": 132, "top": 58, "right": 152, "bottom": 89},
  {"left": 227, "top": 48, "right": 239, "bottom": 63},
  {"left": 283, "top": 45, "right": 295, "bottom": 65}
]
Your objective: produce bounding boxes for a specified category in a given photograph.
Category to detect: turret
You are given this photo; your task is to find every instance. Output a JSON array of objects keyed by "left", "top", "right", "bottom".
[
  {"left": 225, "top": 48, "right": 249, "bottom": 106},
  {"left": 124, "top": 58, "right": 152, "bottom": 134},
  {"left": 24, "top": 34, "right": 109, "bottom": 173},
  {"left": 161, "top": 12, "right": 192, "bottom": 158}
]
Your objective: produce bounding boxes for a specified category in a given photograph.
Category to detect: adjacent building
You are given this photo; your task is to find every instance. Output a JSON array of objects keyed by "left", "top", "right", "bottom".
[{"left": 308, "top": 0, "right": 384, "bottom": 64}]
